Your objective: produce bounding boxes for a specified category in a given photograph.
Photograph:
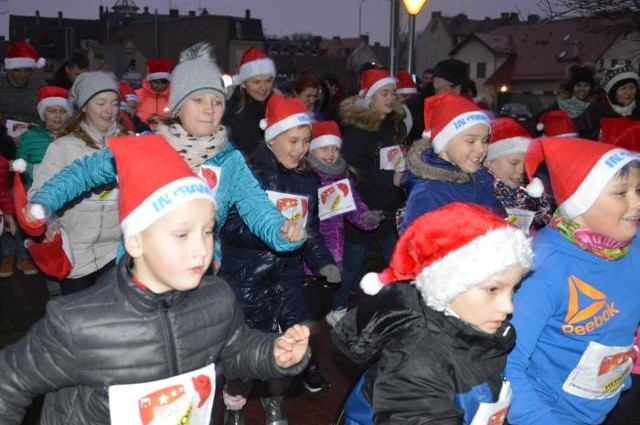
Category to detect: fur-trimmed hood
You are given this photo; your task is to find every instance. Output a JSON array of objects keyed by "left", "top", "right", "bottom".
[
  {"left": 339, "top": 94, "right": 406, "bottom": 133},
  {"left": 405, "top": 137, "right": 472, "bottom": 186}
]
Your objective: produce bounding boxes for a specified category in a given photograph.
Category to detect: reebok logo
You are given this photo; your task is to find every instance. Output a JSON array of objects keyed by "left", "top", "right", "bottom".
[{"left": 562, "top": 276, "right": 619, "bottom": 335}]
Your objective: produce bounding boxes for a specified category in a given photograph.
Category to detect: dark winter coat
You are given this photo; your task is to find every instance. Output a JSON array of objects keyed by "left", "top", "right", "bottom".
[
  {"left": 0, "top": 257, "right": 307, "bottom": 425},
  {"left": 219, "top": 143, "right": 334, "bottom": 331},
  {"left": 400, "top": 138, "right": 503, "bottom": 233},
  {"left": 339, "top": 95, "right": 406, "bottom": 244},
  {"left": 332, "top": 283, "right": 514, "bottom": 425},
  {"left": 224, "top": 90, "right": 270, "bottom": 157},
  {"left": 576, "top": 95, "right": 640, "bottom": 140}
]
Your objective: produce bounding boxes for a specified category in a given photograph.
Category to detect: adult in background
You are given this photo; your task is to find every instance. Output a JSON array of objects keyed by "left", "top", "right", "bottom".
[
  {"left": 135, "top": 58, "right": 173, "bottom": 124},
  {"left": 225, "top": 46, "right": 276, "bottom": 157},
  {"left": 0, "top": 41, "right": 47, "bottom": 126},
  {"left": 319, "top": 72, "right": 344, "bottom": 122},
  {"left": 404, "top": 58, "right": 470, "bottom": 144},
  {"left": 294, "top": 72, "right": 322, "bottom": 121},
  {"left": 577, "top": 63, "right": 640, "bottom": 140},
  {"left": 49, "top": 52, "right": 89, "bottom": 90}
]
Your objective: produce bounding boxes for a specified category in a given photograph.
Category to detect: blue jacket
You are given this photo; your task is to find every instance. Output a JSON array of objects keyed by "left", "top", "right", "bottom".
[
  {"left": 219, "top": 143, "right": 334, "bottom": 331},
  {"left": 400, "top": 138, "right": 503, "bottom": 233},
  {"left": 506, "top": 227, "right": 640, "bottom": 425},
  {"left": 30, "top": 139, "right": 305, "bottom": 268}
]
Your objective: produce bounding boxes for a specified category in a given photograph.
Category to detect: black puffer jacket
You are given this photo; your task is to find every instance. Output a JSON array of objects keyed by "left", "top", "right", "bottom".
[
  {"left": 220, "top": 143, "right": 334, "bottom": 332},
  {"left": 339, "top": 96, "right": 406, "bottom": 244},
  {"left": 0, "top": 258, "right": 307, "bottom": 425},
  {"left": 332, "top": 284, "right": 514, "bottom": 424},
  {"left": 224, "top": 89, "right": 270, "bottom": 157}
]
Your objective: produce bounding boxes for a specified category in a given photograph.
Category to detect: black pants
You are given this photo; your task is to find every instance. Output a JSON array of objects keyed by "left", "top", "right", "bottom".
[
  {"left": 52, "top": 260, "right": 116, "bottom": 296},
  {"left": 602, "top": 373, "right": 640, "bottom": 425}
]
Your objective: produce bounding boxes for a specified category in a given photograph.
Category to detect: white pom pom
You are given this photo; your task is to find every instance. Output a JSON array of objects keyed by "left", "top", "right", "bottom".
[
  {"left": 259, "top": 118, "right": 268, "bottom": 131},
  {"left": 360, "top": 272, "right": 383, "bottom": 295},
  {"left": 11, "top": 158, "right": 26, "bottom": 173},
  {"left": 35, "top": 57, "right": 46, "bottom": 69},
  {"left": 526, "top": 177, "right": 544, "bottom": 198},
  {"left": 30, "top": 204, "right": 46, "bottom": 220},
  {"left": 536, "top": 122, "right": 544, "bottom": 132}
]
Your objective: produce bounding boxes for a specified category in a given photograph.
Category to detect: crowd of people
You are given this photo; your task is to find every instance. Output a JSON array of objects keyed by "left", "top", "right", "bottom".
[{"left": 0, "top": 38, "right": 638, "bottom": 425}]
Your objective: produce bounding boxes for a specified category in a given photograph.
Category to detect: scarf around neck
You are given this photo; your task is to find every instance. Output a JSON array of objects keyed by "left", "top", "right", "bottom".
[
  {"left": 308, "top": 155, "right": 347, "bottom": 176},
  {"left": 157, "top": 123, "right": 227, "bottom": 170},
  {"left": 557, "top": 96, "right": 590, "bottom": 119},
  {"left": 611, "top": 100, "right": 637, "bottom": 117},
  {"left": 550, "top": 210, "right": 631, "bottom": 260}
]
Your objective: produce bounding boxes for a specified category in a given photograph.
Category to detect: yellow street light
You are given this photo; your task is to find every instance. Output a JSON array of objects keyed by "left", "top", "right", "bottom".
[{"left": 402, "top": 0, "right": 429, "bottom": 73}]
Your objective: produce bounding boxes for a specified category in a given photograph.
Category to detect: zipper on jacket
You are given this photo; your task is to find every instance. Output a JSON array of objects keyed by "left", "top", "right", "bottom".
[{"left": 159, "top": 300, "right": 179, "bottom": 375}]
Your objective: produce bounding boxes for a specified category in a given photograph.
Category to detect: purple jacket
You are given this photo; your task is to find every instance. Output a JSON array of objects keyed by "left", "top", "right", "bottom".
[{"left": 306, "top": 156, "right": 377, "bottom": 272}]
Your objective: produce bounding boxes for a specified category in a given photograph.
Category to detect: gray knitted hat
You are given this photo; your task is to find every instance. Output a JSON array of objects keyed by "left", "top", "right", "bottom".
[
  {"left": 168, "top": 43, "right": 226, "bottom": 116},
  {"left": 69, "top": 71, "right": 119, "bottom": 110}
]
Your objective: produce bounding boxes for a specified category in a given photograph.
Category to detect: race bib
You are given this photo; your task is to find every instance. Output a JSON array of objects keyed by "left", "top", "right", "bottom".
[
  {"left": 318, "top": 178, "right": 356, "bottom": 221},
  {"left": 109, "top": 364, "right": 216, "bottom": 425},
  {"left": 266, "top": 190, "right": 309, "bottom": 228},
  {"left": 470, "top": 380, "right": 512, "bottom": 425},
  {"left": 379, "top": 145, "right": 406, "bottom": 171},
  {"left": 505, "top": 208, "right": 535, "bottom": 234},
  {"left": 562, "top": 341, "right": 636, "bottom": 399},
  {"left": 196, "top": 165, "right": 222, "bottom": 200}
]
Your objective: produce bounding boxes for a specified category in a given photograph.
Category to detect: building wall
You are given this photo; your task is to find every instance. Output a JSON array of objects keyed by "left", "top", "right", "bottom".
[
  {"left": 599, "top": 31, "right": 640, "bottom": 70},
  {"left": 415, "top": 20, "right": 453, "bottom": 74}
]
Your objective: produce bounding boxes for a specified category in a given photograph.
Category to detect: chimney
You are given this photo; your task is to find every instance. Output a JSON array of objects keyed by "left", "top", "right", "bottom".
[
  {"left": 35, "top": 10, "right": 40, "bottom": 25},
  {"left": 510, "top": 12, "right": 518, "bottom": 21},
  {"left": 58, "top": 11, "right": 63, "bottom": 28},
  {"left": 500, "top": 12, "right": 510, "bottom": 20},
  {"left": 431, "top": 11, "right": 442, "bottom": 20},
  {"left": 143, "top": 6, "right": 149, "bottom": 14},
  {"left": 99, "top": 5, "right": 104, "bottom": 16},
  {"left": 245, "top": 9, "right": 251, "bottom": 19},
  {"left": 169, "top": 8, "right": 179, "bottom": 18},
  {"left": 527, "top": 14, "right": 540, "bottom": 23},
  {"left": 58, "top": 11, "right": 63, "bottom": 19},
  {"left": 188, "top": 10, "right": 195, "bottom": 17}
]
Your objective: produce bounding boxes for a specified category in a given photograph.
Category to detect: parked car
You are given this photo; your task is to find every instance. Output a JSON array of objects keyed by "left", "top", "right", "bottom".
[{"left": 499, "top": 103, "right": 533, "bottom": 122}]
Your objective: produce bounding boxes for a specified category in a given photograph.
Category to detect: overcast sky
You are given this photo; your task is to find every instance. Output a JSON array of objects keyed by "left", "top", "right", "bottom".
[{"left": 0, "top": 0, "right": 545, "bottom": 44}]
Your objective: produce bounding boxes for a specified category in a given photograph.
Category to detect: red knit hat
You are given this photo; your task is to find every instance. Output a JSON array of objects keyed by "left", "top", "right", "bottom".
[
  {"left": 487, "top": 117, "right": 532, "bottom": 160},
  {"left": 536, "top": 110, "right": 577, "bottom": 137},
  {"left": 359, "top": 69, "right": 396, "bottom": 102},
  {"left": 110, "top": 135, "right": 216, "bottom": 238},
  {"left": 311, "top": 120, "right": 342, "bottom": 150},
  {"left": 146, "top": 59, "right": 174, "bottom": 81},
  {"left": 259, "top": 94, "right": 312, "bottom": 142},
  {"left": 423, "top": 93, "right": 491, "bottom": 153},
  {"left": 395, "top": 70, "right": 417, "bottom": 95},
  {"left": 25, "top": 230, "right": 74, "bottom": 281},
  {"left": 525, "top": 137, "right": 640, "bottom": 218},
  {"left": 360, "top": 202, "right": 533, "bottom": 311},
  {"left": 600, "top": 117, "right": 640, "bottom": 152},
  {"left": 36, "top": 86, "right": 70, "bottom": 121},
  {"left": 4, "top": 42, "right": 46, "bottom": 70},
  {"left": 233, "top": 46, "right": 276, "bottom": 84}
]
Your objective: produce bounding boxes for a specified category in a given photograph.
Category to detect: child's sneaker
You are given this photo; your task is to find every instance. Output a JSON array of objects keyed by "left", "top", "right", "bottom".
[
  {"left": 16, "top": 258, "right": 38, "bottom": 275},
  {"left": 325, "top": 308, "right": 347, "bottom": 327},
  {"left": 302, "top": 368, "right": 331, "bottom": 393}
]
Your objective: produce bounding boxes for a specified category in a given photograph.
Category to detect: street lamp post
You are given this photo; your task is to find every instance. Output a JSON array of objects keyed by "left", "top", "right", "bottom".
[
  {"left": 359, "top": 0, "right": 369, "bottom": 36},
  {"left": 402, "top": 0, "right": 428, "bottom": 74}
]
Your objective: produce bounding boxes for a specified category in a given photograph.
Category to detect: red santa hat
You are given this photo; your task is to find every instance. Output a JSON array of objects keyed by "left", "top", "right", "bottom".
[
  {"left": 118, "top": 81, "right": 138, "bottom": 111},
  {"left": 4, "top": 41, "right": 46, "bottom": 70},
  {"left": 487, "top": 117, "right": 532, "bottom": 160},
  {"left": 310, "top": 120, "right": 342, "bottom": 150},
  {"left": 109, "top": 134, "right": 216, "bottom": 238},
  {"left": 359, "top": 69, "right": 396, "bottom": 104},
  {"left": 259, "top": 94, "right": 312, "bottom": 142},
  {"left": 36, "top": 86, "right": 70, "bottom": 121},
  {"left": 525, "top": 137, "right": 640, "bottom": 218},
  {"left": 536, "top": 110, "right": 577, "bottom": 137},
  {"left": 423, "top": 93, "right": 491, "bottom": 153},
  {"left": 600, "top": 117, "right": 640, "bottom": 152},
  {"left": 394, "top": 70, "right": 417, "bottom": 95},
  {"left": 146, "top": 59, "right": 174, "bottom": 81},
  {"left": 360, "top": 202, "right": 533, "bottom": 311},
  {"left": 233, "top": 46, "right": 276, "bottom": 84},
  {"left": 25, "top": 230, "right": 74, "bottom": 281}
]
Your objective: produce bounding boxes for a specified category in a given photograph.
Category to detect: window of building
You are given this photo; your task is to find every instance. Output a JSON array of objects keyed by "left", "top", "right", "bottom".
[{"left": 477, "top": 62, "right": 486, "bottom": 78}]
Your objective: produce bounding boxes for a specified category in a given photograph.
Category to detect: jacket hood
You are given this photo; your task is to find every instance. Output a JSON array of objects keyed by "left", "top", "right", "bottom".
[{"left": 339, "top": 94, "right": 406, "bottom": 132}]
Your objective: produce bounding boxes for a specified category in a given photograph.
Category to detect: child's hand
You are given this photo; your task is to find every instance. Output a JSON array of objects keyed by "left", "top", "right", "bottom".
[
  {"left": 23, "top": 203, "right": 47, "bottom": 223},
  {"left": 4, "top": 214, "right": 16, "bottom": 236},
  {"left": 274, "top": 324, "right": 310, "bottom": 368},
  {"left": 44, "top": 223, "right": 62, "bottom": 242},
  {"left": 280, "top": 219, "right": 305, "bottom": 242},
  {"left": 393, "top": 172, "right": 404, "bottom": 187}
]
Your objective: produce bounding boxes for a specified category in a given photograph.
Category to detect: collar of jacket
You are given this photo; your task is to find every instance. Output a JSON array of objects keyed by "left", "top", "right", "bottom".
[
  {"left": 406, "top": 137, "right": 473, "bottom": 183},
  {"left": 339, "top": 95, "right": 405, "bottom": 132},
  {"left": 116, "top": 257, "right": 189, "bottom": 313}
]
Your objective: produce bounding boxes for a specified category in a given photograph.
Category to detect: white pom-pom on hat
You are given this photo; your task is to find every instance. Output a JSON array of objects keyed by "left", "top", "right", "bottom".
[
  {"left": 526, "top": 177, "right": 544, "bottom": 198},
  {"left": 259, "top": 118, "right": 268, "bottom": 131},
  {"left": 360, "top": 272, "right": 384, "bottom": 295},
  {"left": 536, "top": 122, "right": 544, "bottom": 132},
  {"left": 11, "top": 159, "right": 26, "bottom": 173}
]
